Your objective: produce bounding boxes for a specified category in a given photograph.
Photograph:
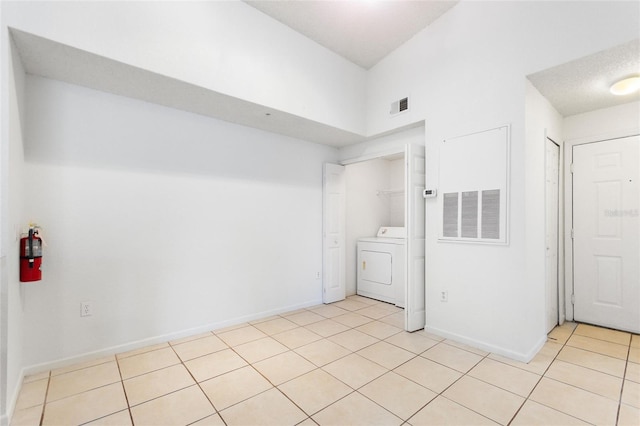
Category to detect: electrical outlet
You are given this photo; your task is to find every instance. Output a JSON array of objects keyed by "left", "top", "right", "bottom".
[
  {"left": 80, "top": 301, "right": 93, "bottom": 317},
  {"left": 315, "top": 272, "right": 321, "bottom": 280},
  {"left": 440, "top": 291, "right": 448, "bottom": 302}
]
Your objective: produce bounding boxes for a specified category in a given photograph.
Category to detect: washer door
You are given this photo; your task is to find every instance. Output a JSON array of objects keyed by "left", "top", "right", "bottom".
[{"left": 360, "top": 250, "right": 392, "bottom": 285}]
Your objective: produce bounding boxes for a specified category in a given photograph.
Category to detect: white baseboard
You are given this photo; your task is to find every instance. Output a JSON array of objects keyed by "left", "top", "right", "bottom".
[
  {"left": 4, "top": 365, "right": 26, "bottom": 426},
  {"left": 424, "top": 326, "right": 548, "bottom": 363},
  {"left": 5, "top": 297, "right": 320, "bottom": 423},
  {"left": 22, "top": 297, "right": 322, "bottom": 377}
]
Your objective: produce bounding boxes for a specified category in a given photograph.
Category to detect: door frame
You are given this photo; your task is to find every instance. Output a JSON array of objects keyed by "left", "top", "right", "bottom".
[
  {"left": 545, "top": 137, "right": 561, "bottom": 331},
  {"left": 337, "top": 144, "right": 426, "bottom": 331},
  {"left": 564, "top": 130, "right": 640, "bottom": 322}
]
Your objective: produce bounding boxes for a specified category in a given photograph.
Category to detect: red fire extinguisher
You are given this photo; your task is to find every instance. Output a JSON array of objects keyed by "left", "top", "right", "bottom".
[{"left": 20, "top": 227, "right": 43, "bottom": 282}]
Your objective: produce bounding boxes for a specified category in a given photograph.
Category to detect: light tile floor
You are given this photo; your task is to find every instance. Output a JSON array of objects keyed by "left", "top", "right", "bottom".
[{"left": 10, "top": 295, "right": 640, "bottom": 425}]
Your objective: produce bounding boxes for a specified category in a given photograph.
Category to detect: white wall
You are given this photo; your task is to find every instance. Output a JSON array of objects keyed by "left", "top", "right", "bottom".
[
  {"left": 339, "top": 124, "right": 424, "bottom": 162},
  {"left": 0, "top": 19, "right": 8, "bottom": 422},
  {"left": 0, "top": 33, "right": 27, "bottom": 423},
  {"left": 564, "top": 102, "right": 640, "bottom": 143},
  {"left": 367, "top": 1, "right": 639, "bottom": 137},
  {"left": 19, "top": 75, "right": 337, "bottom": 370},
  {"left": 524, "top": 79, "right": 564, "bottom": 327},
  {"left": 2, "top": 1, "right": 366, "bottom": 136},
  {"left": 562, "top": 101, "right": 640, "bottom": 322},
  {"left": 367, "top": 0, "right": 639, "bottom": 360},
  {"left": 388, "top": 159, "right": 405, "bottom": 226},
  {"left": 7, "top": 41, "right": 26, "bottom": 422}
]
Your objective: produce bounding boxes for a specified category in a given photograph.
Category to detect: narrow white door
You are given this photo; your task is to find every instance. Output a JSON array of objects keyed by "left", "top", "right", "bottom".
[
  {"left": 405, "top": 144, "right": 426, "bottom": 331},
  {"left": 573, "top": 136, "right": 639, "bottom": 333},
  {"left": 545, "top": 139, "right": 560, "bottom": 333},
  {"left": 323, "top": 163, "right": 346, "bottom": 303}
]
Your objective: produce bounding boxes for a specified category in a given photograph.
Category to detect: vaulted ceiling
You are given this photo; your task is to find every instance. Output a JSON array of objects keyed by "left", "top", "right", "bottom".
[
  {"left": 10, "top": 1, "right": 639, "bottom": 148},
  {"left": 244, "top": 0, "right": 459, "bottom": 69}
]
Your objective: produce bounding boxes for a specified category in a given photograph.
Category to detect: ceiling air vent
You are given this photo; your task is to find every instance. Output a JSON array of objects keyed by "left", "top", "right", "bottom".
[{"left": 390, "top": 97, "right": 409, "bottom": 116}]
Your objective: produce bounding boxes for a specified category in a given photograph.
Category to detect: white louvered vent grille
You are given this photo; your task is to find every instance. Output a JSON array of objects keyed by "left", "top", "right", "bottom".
[
  {"left": 481, "top": 189, "right": 500, "bottom": 239},
  {"left": 443, "top": 192, "right": 459, "bottom": 237},
  {"left": 390, "top": 97, "right": 409, "bottom": 115},
  {"left": 461, "top": 191, "right": 479, "bottom": 238},
  {"left": 399, "top": 97, "right": 408, "bottom": 112},
  {"left": 440, "top": 190, "right": 501, "bottom": 240},
  {"left": 438, "top": 125, "right": 509, "bottom": 244}
]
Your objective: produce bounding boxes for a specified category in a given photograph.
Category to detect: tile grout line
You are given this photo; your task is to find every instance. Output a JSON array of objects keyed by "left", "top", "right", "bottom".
[
  {"left": 127, "top": 318, "right": 635, "bottom": 426},
  {"left": 352, "top": 367, "right": 423, "bottom": 424},
  {"left": 295, "top": 310, "right": 402, "bottom": 409},
  {"left": 37, "top": 370, "right": 51, "bottom": 426},
  {"left": 166, "top": 341, "right": 228, "bottom": 426},
  {"left": 175, "top": 306, "right": 379, "bottom": 422},
  {"left": 346, "top": 335, "right": 496, "bottom": 425},
  {"left": 555, "top": 326, "right": 634, "bottom": 383},
  {"left": 25, "top": 298, "right": 637, "bottom": 426},
  {"left": 505, "top": 324, "right": 577, "bottom": 425},
  {"left": 100, "top": 334, "right": 227, "bottom": 424},
  {"left": 511, "top": 323, "right": 636, "bottom": 425},
  {"left": 212, "top": 326, "right": 322, "bottom": 425},
  {"left": 615, "top": 339, "right": 633, "bottom": 426},
  {"left": 412, "top": 347, "right": 498, "bottom": 425},
  {"left": 226, "top": 324, "right": 337, "bottom": 422},
  {"left": 564, "top": 342, "right": 630, "bottom": 362},
  {"left": 234, "top": 301, "right": 407, "bottom": 423},
  {"left": 213, "top": 327, "right": 319, "bottom": 423},
  {"left": 245, "top": 356, "right": 315, "bottom": 424},
  {"left": 37, "top": 376, "right": 129, "bottom": 424},
  {"left": 305, "top": 305, "right": 499, "bottom": 425},
  {"left": 114, "top": 352, "right": 134, "bottom": 426}
]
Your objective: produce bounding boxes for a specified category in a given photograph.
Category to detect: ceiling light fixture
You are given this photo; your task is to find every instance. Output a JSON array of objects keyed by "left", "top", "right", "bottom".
[{"left": 610, "top": 76, "right": 640, "bottom": 95}]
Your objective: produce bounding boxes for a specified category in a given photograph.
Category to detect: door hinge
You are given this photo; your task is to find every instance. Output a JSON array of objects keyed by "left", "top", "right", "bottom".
[
  {"left": 571, "top": 294, "right": 575, "bottom": 304},
  {"left": 571, "top": 229, "right": 574, "bottom": 239},
  {"left": 570, "top": 163, "right": 574, "bottom": 174}
]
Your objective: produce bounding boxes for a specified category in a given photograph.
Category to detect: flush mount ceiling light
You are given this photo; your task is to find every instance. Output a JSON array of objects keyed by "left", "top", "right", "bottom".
[{"left": 610, "top": 76, "right": 640, "bottom": 95}]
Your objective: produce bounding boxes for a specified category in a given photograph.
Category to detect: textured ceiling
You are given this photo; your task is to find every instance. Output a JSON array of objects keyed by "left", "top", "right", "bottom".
[
  {"left": 528, "top": 39, "right": 640, "bottom": 117},
  {"left": 244, "top": 0, "right": 458, "bottom": 69}
]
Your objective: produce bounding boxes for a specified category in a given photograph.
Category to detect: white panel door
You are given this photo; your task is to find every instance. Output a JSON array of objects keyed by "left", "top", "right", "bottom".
[
  {"left": 323, "top": 163, "right": 346, "bottom": 304},
  {"left": 406, "top": 144, "right": 426, "bottom": 331},
  {"left": 546, "top": 139, "right": 560, "bottom": 333},
  {"left": 573, "top": 136, "right": 639, "bottom": 333}
]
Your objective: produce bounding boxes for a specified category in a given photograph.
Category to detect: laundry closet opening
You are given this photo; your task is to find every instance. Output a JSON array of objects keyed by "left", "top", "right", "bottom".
[
  {"left": 336, "top": 137, "right": 426, "bottom": 332},
  {"left": 345, "top": 153, "right": 406, "bottom": 303}
]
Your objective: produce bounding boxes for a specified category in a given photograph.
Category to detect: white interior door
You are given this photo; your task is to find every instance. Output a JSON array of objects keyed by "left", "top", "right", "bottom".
[
  {"left": 323, "top": 163, "right": 346, "bottom": 303},
  {"left": 573, "top": 136, "right": 639, "bottom": 333},
  {"left": 405, "top": 144, "right": 426, "bottom": 331},
  {"left": 545, "top": 139, "right": 560, "bottom": 332}
]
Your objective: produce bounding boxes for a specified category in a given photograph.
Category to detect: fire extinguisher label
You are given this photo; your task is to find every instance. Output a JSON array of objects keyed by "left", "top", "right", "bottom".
[{"left": 20, "top": 226, "right": 43, "bottom": 282}]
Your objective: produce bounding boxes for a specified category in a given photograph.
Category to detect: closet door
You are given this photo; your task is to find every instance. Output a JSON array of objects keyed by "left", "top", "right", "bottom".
[
  {"left": 405, "top": 144, "right": 426, "bottom": 331},
  {"left": 323, "top": 163, "right": 346, "bottom": 303}
]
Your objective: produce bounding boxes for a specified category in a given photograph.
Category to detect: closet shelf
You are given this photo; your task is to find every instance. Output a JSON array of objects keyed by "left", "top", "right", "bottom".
[{"left": 377, "top": 189, "right": 404, "bottom": 196}]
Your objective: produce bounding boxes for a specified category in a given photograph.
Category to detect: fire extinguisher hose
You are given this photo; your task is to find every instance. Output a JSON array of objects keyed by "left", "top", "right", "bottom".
[{"left": 28, "top": 228, "right": 34, "bottom": 268}]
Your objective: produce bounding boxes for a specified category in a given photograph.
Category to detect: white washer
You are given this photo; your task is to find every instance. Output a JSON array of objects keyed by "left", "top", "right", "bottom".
[{"left": 357, "top": 227, "right": 405, "bottom": 307}]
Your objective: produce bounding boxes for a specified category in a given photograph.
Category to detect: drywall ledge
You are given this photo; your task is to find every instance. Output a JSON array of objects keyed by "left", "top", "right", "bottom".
[{"left": 10, "top": 29, "right": 365, "bottom": 148}]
